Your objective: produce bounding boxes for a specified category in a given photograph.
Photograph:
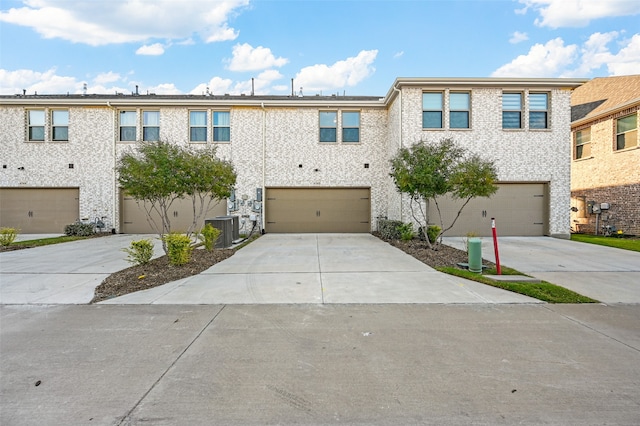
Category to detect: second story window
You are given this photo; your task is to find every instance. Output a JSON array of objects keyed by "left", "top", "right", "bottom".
[
  {"left": 502, "top": 92, "right": 522, "bottom": 129},
  {"left": 575, "top": 128, "right": 591, "bottom": 159},
  {"left": 342, "top": 111, "right": 360, "bottom": 142},
  {"left": 616, "top": 113, "right": 637, "bottom": 150},
  {"left": 529, "top": 93, "right": 549, "bottom": 129},
  {"left": 449, "top": 92, "right": 470, "bottom": 129},
  {"left": 51, "top": 110, "right": 69, "bottom": 141},
  {"left": 213, "top": 111, "right": 230, "bottom": 142},
  {"left": 142, "top": 111, "right": 159, "bottom": 141},
  {"left": 319, "top": 111, "right": 337, "bottom": 142},
  {"left": 190, "top": 111, "right": 207, "bottom": 142},
  {"left": 422, "top": 92, "right": 443, "bottom": 129},
  {"left": 28, "top": 110, "right": 45, "bottom": 141},
  {"left": 119, "top": 111, "right": 137, "bottom": 142}
]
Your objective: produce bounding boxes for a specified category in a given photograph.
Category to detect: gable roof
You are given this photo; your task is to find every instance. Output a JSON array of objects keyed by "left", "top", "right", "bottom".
[{"left": 571, "top": 75, "right": 640, "bottom": 123}]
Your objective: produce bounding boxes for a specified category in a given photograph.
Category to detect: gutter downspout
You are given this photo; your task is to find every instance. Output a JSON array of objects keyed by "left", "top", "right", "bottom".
[
  {"left": 107, "top": 101, "right": 117, "bottom": 233},
  {"left": 393, "top": 86, "right": 403, "bottom": 221},
  {"left": 261, "top": 102, "right": 266, "bottom": 232}
]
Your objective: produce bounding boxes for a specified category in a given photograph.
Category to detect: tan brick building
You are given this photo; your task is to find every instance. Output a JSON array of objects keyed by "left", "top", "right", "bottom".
[{"left": 571, "top": 75, "right": 640, "bottom": 236}]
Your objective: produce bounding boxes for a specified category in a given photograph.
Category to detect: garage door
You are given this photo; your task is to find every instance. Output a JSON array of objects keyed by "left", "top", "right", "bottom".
[
  {"left": 0, "top": 187, "right": 79, "bottom": 233},
  {"left": 120, "top": 192, "right": 227, "bottom": 234},
  {"left": 265, "top": 187, "right": 370, "bottom": 233},
  {"left": 427, "top": 183, "right": 548, "bottom": 236}
]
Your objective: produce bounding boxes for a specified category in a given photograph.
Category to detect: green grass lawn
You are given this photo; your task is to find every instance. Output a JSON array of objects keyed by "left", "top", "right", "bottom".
[
  {"left": 571, "top": 234, "right": 640, "bottom": 252},
  {"left": 437, "top": 266, "right": 599, "bottom": 304},
  {"left": 7, "top": 235, "right": 95, "bottom": 248}
]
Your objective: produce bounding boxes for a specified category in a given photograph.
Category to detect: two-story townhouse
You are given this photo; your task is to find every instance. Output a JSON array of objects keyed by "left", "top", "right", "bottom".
[
  {"left": 570, "top": 75, "right": 640, "bottom": 236},
  {"left": 0, "top": 77, "right": 585, "bottom": 238}
]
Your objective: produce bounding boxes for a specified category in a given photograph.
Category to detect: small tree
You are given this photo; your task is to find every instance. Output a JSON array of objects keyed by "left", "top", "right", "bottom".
[
  {"left": 389, "top": 138, "right": 498, "bottom": 249},
  {"left": 117, "top": 141, "right": 236, "bottom": 253}
]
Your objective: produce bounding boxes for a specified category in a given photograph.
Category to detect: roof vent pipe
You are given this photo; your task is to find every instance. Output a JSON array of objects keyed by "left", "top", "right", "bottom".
[
  {"left": 251, "top": 78, "right": 255, "bottom": 96},
  {"left": 135, "top": 85, "right": 139, "bottom": 96},
  {"left": 291, "top": 78, "right": 294, "bottom": 96}
]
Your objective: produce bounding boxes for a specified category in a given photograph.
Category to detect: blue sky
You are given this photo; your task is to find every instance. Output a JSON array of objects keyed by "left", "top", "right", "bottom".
[{"left": 1, "top": 0, "right": 639, "bottom": 96}]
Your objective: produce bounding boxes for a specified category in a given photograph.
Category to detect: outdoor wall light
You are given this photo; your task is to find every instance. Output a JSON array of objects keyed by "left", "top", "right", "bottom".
[{"left": 17, "top": 166, "right": 25, "bottom": 170}]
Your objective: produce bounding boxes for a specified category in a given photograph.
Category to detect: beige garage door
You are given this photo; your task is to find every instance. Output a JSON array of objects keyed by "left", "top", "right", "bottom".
[
  {"left": 265, "top": 187, "right": 370, "bottom": 233},
  {"left": 120, "top": 193, "right": 227, "bottom": 234},
  {"left": 0, "top": 187, "right": 79, "bottom": 233},
  {"left": 428, "top": 183, "right": 549, "bottom": 236}
]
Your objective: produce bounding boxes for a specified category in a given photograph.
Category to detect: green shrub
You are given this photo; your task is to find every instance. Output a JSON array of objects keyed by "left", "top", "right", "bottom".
[
  {"left": 378, "top": 219, "right": 404, "bottom": 240},
  {"left": 0, "top": 227, "right": 19, "bottom": 247},
  {"left": 199, "top": 223, "right": 221, "bottom": 252},
  {"left": 427, "top": 225, "right": 441, "bottom": 243},
  {"left": 64, "top": 222, "right": 95, "bottom": 236},
  {"left": 398, "top": 223, "right": 414, "bottom": 241},
  {"left": 122, "top": 239, "right": 154, "bottom": 266},
  {"left": 163, "top": 233, "right": 193, "bottom": 266}
]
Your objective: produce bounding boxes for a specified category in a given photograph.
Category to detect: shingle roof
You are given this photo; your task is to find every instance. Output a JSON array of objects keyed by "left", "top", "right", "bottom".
[{"left": 571, "top": 75, "right": 640, "bottom": 122}]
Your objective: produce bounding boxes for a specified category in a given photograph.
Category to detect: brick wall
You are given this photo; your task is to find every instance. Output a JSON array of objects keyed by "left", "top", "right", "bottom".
[{"left": 571, "top": 183, "right": 640, "bottom": 235}]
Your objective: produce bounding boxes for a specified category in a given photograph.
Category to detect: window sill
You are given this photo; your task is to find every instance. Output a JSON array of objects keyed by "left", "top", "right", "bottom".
[
  {"left": 614, "top": 145, "right": 639, "bottom": 153},
  {"left": 573, "top": 156, "right": 594, "bottom": 162}
]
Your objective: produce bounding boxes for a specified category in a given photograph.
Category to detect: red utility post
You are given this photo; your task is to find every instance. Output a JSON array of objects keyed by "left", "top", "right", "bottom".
[{"left": 491, "top": 218, "right": 501, "bottom": 275}]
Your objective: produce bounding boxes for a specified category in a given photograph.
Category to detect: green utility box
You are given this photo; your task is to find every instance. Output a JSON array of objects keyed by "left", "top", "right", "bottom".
[{"left": 468, "top": 238, "right": 483, "bottom": 273}]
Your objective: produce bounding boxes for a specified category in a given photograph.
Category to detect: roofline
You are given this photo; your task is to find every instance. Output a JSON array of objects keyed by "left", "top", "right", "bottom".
[
  {"left": 384, "top": 77, "right": 589, "bottom": 104},
  {"left": 0, "top": 94, "right": 386, "bottom": 108},
  {"left": 572, "top": 97, "right": 640, "bottom": 127}
]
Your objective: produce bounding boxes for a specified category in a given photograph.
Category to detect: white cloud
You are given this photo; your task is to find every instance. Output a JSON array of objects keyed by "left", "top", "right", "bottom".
[
  {"left": 509, "top": 31, "right": 529, "bottom": 44},
  {"left": 0, "top": 0, "right": 249, "bottom": 46},
  {"left": 295, "top": 50, "right": 378, "bottom": 92},
  {"left": 136, "top": 43, "right": 165, "bottom": 56},
  {"left": 94, "top": 72, "right": 122, "bottom": 85},
  {"left": 518, "top": 0, "right": 640, "bottom": 28},
  {"left": 606, "top": 33, "right": 640, "bottom": 76},
  {"left": 226, "top": 43, "right": 288, "bottom": 72},
  {"left": 492, "top": 38, "right": 577, "bottom": 77},
  {"left": 493, "top": 32, "right": 640, "bottom": 78},
  {"left": 146, "top": 83, "right": 182, "bottom": 95},
  {"left": 394, "top": 51, "right": 404, "bottom": 59},
  {"left": 190, "top": 76, "right": 234, "bottom": 95}
]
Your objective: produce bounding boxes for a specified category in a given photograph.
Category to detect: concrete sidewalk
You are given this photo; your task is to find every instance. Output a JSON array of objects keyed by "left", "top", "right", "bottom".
[
  {"left": 100, "top": 234, "right": 538, "bottom": 305},
  {"left": 443, "top": 236, "right": 640, "bottom": 304},
  {"left": 2, "top": 303, "right": 639, "bottom": 425}
]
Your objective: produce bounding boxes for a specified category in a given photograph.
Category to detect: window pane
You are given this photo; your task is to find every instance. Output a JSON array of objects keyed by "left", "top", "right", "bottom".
[
  {"left": 29, "top": 127, "right": 44, "bottom": 141},
  {"left": 342, "top": 128, "right": 359, "bottom": 142},
  {"left": 342, "top": 112, "right": 360, "bottom": 127},
  {"left": 502, "top": 93, "right": 521, "bottom": 110},
  {"left": 120, "top": 127, "right": 136, "bottom": 141},
  {"left": 529, "top": 93, "right": 548, "bottom": 110},
  {"left": 617, "top": 129, "right": 638, "bottom": 150},
  {"left": 422, "top": 111, "right": 442, "bottom": 129},
  {"left": 450, "top": 111, "right": 469, "bottom": 129},
  {"left": 529, "top": 111, "right": 548, "bottom": 129},
  {"left": 214, "top": 127, "right": 230, "bottom": 142},
  {"left": 319, "top": 128, "right": 337, "bottom": 142},
  {"left": 29, "top": 110, "right": 45, "bottom": 125},
  {"left": 450, "top": 93, "right": 469, "bottom": 110},
  {"left": 422, "top": 93, "right": 442, "bottom": 110},
  {"left": 502, "top": 111, "right": 521, "bottom": 129},
  {"left": 190, "top": 128, "right": 207, "bottom": 142},
  {"left": 53, "top": 126, "right": 68, "bottom": 141},
  {"left": 120, "top": 111, "right": 136, "bottom": 125},
  {"left": 52, "top": 110, "right": 69, "bottom": 125},
  {"left": 143, "top": 111, "right": 159, "bottom": 126},
  {"left": 617, "top": 114, "right": 637, "bottom": 133},
  {"left": 190, "top": 111, "right": 207, "bottom": 126},
  {"left": 576, "top": 129, "right": 591, "bottom": 145},
  {"left": 320, "top": 112, "right": 337, "bottom": 127},
  {"left": 213, "top": 111, "right": 230, "bottom": 126},
  {"left": 143, "top": 127, "right": 159, "bottom": 141}
]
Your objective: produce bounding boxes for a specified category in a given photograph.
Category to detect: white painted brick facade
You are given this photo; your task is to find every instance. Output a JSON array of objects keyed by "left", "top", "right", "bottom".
[{"left": 0, "top": 79, "right": 579, "bottom": 236}]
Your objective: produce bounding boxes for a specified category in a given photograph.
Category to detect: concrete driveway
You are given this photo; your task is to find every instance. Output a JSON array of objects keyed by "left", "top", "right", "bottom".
[
  {"left": 101, "top": 234, "right": 537, "bottom": 304},
  {"left": 443, "top": 236, "right": 640, "bottom": 304},
  {"left": 1, "top": 234, "right": 538, "bottom": 305}
]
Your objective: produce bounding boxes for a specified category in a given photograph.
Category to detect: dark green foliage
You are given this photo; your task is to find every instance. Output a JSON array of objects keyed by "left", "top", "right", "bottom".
[
  {"left": 199, "top": 223, "right": 221, "bottom": 252},
  {"left": 378, "top": 219, "right": 404, "bottom": 240},
  {"left": 122, "top": 239, "right": 154, "bottom": 265},
  {"left": 64, "top": 222, "right": 95, "bottom": 237},
  {"left": 163, "top": 232, "right": 193, "bottom": 266}
]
